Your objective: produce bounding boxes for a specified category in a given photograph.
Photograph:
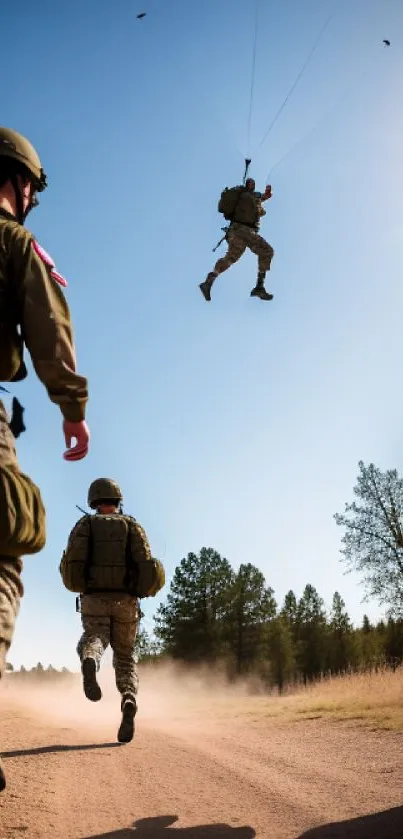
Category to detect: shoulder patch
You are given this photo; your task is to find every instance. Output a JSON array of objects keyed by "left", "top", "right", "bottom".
[{"left": 32, "top": 240, "right": 68, "bottom": 287}]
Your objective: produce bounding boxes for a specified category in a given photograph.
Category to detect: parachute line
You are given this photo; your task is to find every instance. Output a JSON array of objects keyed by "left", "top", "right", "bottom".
[
  {"left": 255, "top": 5, "right": 335, "bottom": 154},
  {"left": 265, "top": 39, "right": 387, "bottom": 180},
  {"left": 246, "top": 0, "right": 260, "bottom": 156}
]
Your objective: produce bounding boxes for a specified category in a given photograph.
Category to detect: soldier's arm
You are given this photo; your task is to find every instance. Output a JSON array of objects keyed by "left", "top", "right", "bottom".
[
  {"left": 261, "top": 185, "right": 272, "bottom": 202},
  {"left": 9, "top": 225, "right": 88, "bottom": 423},
  {"left": 128, "top": 517, "right": 152, "bottom": 563}
]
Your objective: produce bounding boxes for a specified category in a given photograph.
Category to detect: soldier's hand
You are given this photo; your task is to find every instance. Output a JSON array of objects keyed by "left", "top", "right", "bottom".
[
  {"left": 264, "top": 185, "right": 272, "bottom": 199},
  {"left": 63, "top": 420, "right": 90, "bottom": 461}
]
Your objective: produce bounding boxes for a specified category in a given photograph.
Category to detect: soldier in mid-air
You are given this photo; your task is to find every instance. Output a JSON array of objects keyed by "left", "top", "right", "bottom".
[{"left": 200, "top": 178, "right": 275, "bottom": 302}]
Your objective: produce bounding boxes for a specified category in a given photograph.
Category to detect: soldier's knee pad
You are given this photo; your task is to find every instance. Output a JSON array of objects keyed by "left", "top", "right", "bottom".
[{"left": 0, "top": 466, "right": 46, "bottom": 556}]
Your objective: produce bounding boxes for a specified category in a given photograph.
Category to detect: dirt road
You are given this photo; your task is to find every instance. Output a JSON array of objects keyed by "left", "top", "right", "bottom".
[{"left": 0, "top": 669, "right": 402, "bottom": 838}]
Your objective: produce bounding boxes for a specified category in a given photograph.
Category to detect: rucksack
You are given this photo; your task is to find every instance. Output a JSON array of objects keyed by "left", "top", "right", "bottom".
[
  {"left": 59, "top": 513, "right": 165, "bottom": 598},
  {"left": 218, "top": 186, "right": 259, "bottom": 227},
  {"left": 218, "top": 186, "right": 244, "bottom": 221}
]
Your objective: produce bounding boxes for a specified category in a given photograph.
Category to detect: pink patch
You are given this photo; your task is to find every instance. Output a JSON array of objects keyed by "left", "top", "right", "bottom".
[{"left": 32, "top": 240, "right": 68, "bottom": 287}]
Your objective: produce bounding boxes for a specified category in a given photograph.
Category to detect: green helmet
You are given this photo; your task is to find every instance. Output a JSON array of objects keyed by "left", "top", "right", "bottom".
[
  {"left": 87, "top": 478, "right": 123, "bottom": 509},
  {"left": 0, "top": 127, "right": 47, "bottom": 191}
]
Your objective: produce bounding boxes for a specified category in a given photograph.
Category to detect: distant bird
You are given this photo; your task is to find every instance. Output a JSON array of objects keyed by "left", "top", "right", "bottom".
[
  {"left": 137, "top": 12, "right": 146, "bottom": 18},
  {"left": 383, "top": 39, "right": 391, "bottom": 46}
]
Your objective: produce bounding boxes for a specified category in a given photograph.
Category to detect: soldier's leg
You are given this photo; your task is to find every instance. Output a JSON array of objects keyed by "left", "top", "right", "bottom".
[
  {"left": 0, "top": 557, "right": 23, "bottom": 791},
  {"left": 110, "top": 597, "right": 139, "bottom": 743},
  {"left": 77, "top": 595, "right": 111, "bottom": 702},
  {"left": 246, "top": 231, "right": 275, "bottom": 300},
  {"left": 0, "top": 400, "right": 45, "bottom": 792},
  {"left": 199, "top": 231, "right": 247, "bottom": 301}
]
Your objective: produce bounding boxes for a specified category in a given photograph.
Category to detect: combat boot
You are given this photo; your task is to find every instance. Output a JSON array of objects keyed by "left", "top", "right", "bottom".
[
  {"left": 250, "top": 271, "right": 273, "bottom": 301},
  {"left": 0, "top": 757, "right": 6, "bottom": 792},
  {"left": 82, "top": 657, "right": 102, "bottom": 702},
  {"left": 117, "top": 695, "right": 137, "bottom": 743},
  {"left": 199, "top": 272, "right": 217, "bottom": 302}
]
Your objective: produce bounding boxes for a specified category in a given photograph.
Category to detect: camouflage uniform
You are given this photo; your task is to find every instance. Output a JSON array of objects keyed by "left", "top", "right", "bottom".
[
  {"left": 0, "top": 128, "right": 88, "bottom": 789},
  {"left": 0, "top": 209, "right": 88, "bottom": 689},
  {"left": 200, "top": 187, "right": 274, "bottom": 301},
  {"left": 61, "top": 483, "right": 153, "bottom": 739},
  {"left": 0, "top": 402, "right": 23, "bottom": 682},
  {"left": 77, "top": 592, "right": 139, "bottom": 702},
  {"left": 214, "top": 221, "right": 274, "bottom": 275}
]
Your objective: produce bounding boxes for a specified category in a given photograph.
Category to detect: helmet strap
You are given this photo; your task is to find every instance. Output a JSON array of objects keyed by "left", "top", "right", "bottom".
[
  {"left": 9, "top": 172, "right": 25, "bottom": 224},
  {"left": 9, "top": 172, "right": 37, "bottom": 224}
]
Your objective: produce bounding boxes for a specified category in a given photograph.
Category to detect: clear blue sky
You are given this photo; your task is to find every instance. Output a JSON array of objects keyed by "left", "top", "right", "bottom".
[{"left": 2, "top": 0, "right": 403, "bottom": 669}]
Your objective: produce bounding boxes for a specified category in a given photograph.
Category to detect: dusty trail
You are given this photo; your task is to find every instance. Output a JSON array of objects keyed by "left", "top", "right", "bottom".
[{"left": 0, "top": 668, "right": 402, "bottom": 838}]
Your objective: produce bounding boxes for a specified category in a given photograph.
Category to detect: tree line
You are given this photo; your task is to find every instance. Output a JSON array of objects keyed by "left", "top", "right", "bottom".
[
  {"left": 145, "top": 462, "right": 403, "bottom": 690},
  {"left": 148, "top": 547, "right": 403, "bottom": 691}
]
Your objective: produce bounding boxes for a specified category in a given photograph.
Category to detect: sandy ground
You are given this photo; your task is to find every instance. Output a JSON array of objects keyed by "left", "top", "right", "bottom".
[{"left": 0, "top": 666, "right": 402, "bottom": 839}]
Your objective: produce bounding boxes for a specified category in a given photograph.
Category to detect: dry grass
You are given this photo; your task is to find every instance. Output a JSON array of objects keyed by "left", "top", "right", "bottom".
[{"left": 209, "top": 667, "right": 403, "bottom": 731}]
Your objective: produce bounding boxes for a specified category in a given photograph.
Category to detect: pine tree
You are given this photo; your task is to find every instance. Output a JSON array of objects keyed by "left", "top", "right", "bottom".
[
  {"left": 327, "top": 592, "right": 355, "bottom": 673},
  {"left": 267, "top": 616, "right": 295, "bottom": 692},
  {"left": 295, "top": 584, "right": 327, "bottom": 683},
  {"left": 226, "top": 563, "right": 276, "bottom": 675},
  {"left": 155, "top": 547, "right": 234, "bottom": 661}
]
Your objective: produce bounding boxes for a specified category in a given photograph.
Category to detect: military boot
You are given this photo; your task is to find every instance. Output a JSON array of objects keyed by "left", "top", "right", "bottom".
[
  {"left": 199, "top": 272, "right": 217, "bottom": 302},
  {"left": 0, "top": 757, "right": 6, "bottom": 792},
  {"left": 82, "top": 657, "right": 102, "bottom": 702},
  {"left": 117, "top": 696, "right": 137, "bottom": 743},
  {"left": 250, "top": 272, "right": 273, "bottom": 301}
]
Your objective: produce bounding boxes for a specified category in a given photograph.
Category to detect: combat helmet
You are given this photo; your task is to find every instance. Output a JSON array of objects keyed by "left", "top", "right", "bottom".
[
  {"left": 0, "top": 127, "right": 47, "bottom": 224},
  {"left": 88, "top": 478, "right": 123, "bottom": 509},
  {"left": 0, "top": 127, "right": 47, "bottom": 191}
]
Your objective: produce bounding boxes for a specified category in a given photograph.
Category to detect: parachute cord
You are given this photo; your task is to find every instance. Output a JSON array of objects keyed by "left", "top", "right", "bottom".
[
  {"left": 243, "top": 158, "right": 252, "bottom": 184},
  {"left": 246, "top": 0, "right": 260, "bottom": 156},
  {"left": 265, "top": 45, "right": 384, "bottom": 180},
  {"left": 255, "top": 4, "right": 335, "bottom": 155}
]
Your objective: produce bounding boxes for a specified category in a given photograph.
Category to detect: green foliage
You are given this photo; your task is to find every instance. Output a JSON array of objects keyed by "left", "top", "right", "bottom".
[
  {"left": 295, "top": 585, "right": 327, "bottom": 683},
  {"left": 155, "top": 547, "right": 234, "bottom": 662},
  {"left": 267, "top": 616, "right": 295, "bottom": 692},
  {"left": 226, "top": 563, "right": 277, "bottom": 675},
  {"left": 153, "top": 546, "right": 403, "bottom": 688}
]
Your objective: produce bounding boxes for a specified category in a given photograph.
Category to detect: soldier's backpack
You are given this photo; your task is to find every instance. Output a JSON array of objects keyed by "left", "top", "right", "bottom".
[
  {"left": 218, "top": 186, "right": 244, "bottom": 221},
  {"left": 218, "top": 186, "right": 259, "bottom": 227},
  {"left": 59, "top": 513, "right": 165, "bottom": 598}
]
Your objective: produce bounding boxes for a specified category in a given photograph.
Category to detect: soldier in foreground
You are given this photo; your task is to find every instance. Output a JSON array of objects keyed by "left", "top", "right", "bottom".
[
  {"left": 200, "top": 178, "right": 275, "bottom": 302},
  {"left": 0, "top": 127, "right": 90, "bottom": 792},
  {"left": 60, "top": 478, "right": 165, "bottom": 743}
]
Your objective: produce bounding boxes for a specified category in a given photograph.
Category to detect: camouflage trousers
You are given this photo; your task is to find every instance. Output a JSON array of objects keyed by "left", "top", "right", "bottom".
[
  {"left": 214, "top": 223, "right": 274, "bottom": 275},
  {"left": 77, "top": 593, "right": 139, "bottom": 702},
  {"left": 0, "top": 401, "right": 24, "bottom": 683},
  {"left": 0, "top": 399, "right": 46, "bottom": 677}
]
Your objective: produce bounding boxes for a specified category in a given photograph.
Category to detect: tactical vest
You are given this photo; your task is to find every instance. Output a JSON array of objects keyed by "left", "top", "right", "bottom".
[
  {"left": 218, "top": 187, "right": 259, "bottom": 228},
  {"left": 60, "top": 514, "right": 165, "bottom": 598}
]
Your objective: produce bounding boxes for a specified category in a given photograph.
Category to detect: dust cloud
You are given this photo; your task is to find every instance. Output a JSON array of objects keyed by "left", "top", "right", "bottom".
[{"left": 2, "top": 661, "right": 266, "bottom": 738}]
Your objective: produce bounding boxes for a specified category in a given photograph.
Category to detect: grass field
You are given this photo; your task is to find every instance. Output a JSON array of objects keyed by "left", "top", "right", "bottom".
[{"left": 213, "top": 667, "right": 403, "bottom": 730}]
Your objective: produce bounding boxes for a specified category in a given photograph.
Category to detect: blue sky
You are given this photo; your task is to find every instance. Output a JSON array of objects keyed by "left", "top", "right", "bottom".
[{"left": 2, "top": 0, "right": 403, "bottom": 669}]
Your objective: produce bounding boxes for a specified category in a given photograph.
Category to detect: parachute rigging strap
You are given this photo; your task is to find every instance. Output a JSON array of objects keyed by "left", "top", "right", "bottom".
[{"left": 243, "top": 158, "right": 252, "bottom": 184}]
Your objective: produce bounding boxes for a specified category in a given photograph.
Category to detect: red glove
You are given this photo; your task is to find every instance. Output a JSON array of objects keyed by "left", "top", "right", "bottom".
[
  {"left": 264, "top": 185, "right": 272, "bottom": 199},
  {"left": 63, "top": 419, "right": 90, "bottom": 462}
]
